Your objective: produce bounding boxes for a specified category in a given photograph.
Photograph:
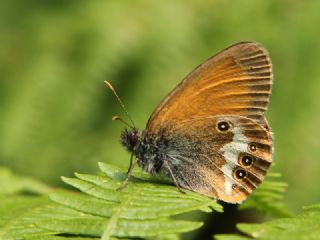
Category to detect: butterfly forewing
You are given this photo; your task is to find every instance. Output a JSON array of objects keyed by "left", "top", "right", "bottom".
[{"left": 147, "top": 42, "right": 273, "bottom": 133}]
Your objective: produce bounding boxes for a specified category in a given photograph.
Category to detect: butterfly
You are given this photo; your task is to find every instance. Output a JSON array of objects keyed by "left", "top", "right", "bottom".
[{"left": 106, "top": 41, "right": 273, "bottom": 203}]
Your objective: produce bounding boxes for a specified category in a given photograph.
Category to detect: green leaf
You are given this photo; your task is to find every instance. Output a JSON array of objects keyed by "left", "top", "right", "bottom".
[
  {"left": 29, "top": 237, "right": 99, "bottom": 240},
  {"left": 0, "top": 163, "right": 222, "bottom": 240},
  {"left": 240, "top": 171, "right": 292, "bottom": 218},
  {"left": 51, "top": 162, "right": 221, "bottom": 239},
  {"left": 215, "top": 235, "right": 251, "bottom": 240},
  {"left": 216, "top": 204, "right": 320, "bottom": 240},
  {"left": 0, "top": 196, "right": 49, "bottom": 228}
]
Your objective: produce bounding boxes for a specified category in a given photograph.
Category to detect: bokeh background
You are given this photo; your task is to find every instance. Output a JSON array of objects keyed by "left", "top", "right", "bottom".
[{"left": 1, "top": 0, "right": 320, "bottom": 219}]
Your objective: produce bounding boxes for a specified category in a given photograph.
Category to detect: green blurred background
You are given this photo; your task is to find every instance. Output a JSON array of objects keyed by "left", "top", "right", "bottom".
[{"left": 1, "top": 0, "right": 320, "bottom": 213}]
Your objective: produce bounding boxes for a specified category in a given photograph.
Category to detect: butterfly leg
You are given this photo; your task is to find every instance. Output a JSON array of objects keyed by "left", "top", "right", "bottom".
[
  {"left": 163, "top": 160, "right": 186, "bottom": 194},
  {"left": 117, "top": 154, "right": 136, "bottom": 191},
  {"left": 126, "top": 152, "right": 134, "bottom": 174}
]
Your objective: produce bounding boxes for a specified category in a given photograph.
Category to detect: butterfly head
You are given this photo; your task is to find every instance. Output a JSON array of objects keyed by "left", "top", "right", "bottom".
[{"left": 120, "top": 128, "right": 142, "bottom": 152}]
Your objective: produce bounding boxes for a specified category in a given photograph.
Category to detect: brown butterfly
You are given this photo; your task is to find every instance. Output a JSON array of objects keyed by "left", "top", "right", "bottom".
[{"left": 106, "top": 41, "right": 273, "bottom": 203}]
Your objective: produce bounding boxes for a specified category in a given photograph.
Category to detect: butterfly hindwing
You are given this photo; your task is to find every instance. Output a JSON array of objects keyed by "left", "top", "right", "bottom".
[{"left": 158, "top": 115, "right": 273, "bottom": 203}]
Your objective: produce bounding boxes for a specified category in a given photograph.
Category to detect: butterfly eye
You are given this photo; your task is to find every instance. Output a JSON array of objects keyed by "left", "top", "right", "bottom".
[
  {"left": 249, "top": 143, "right": 257, "bottom": 152},
  {"left": 217, "top": 121, "right": 230, "bottom": 132},
  {"left": 240, "top": 155, "right": 253, "bottom": 167},
  {"left": 234, "top": 169, "right": 247, "bottom": 180}
]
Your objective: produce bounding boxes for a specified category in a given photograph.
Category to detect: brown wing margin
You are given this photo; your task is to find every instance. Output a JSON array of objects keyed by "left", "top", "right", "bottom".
[{"left": 147, "top": 42, "right": 273, "bottom": 134}]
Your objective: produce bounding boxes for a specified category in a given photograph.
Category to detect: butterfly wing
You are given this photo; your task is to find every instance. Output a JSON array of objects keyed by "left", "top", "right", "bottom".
[
  {"left": 147, "top": 42, "right": 273, "bottom": 133},
  {"left": 145, "top": 42, "right": 273, "bottom": 203},
  {"left": 161, "top": 115, "right": 273, "bottom": 203}
]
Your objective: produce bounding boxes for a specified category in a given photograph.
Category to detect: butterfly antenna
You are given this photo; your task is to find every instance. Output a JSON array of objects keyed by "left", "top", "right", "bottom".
[
  {"left": 104, "top": 80, "right": 135, "bottom": 128},
  {"left": 112, "top": 115, "right": 133, "bottom": 128}
]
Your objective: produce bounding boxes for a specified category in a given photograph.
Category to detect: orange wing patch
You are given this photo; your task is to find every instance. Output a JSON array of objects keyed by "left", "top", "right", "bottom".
[{"left": 147, "top": 42, "right": 272, "bottom": 134}]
